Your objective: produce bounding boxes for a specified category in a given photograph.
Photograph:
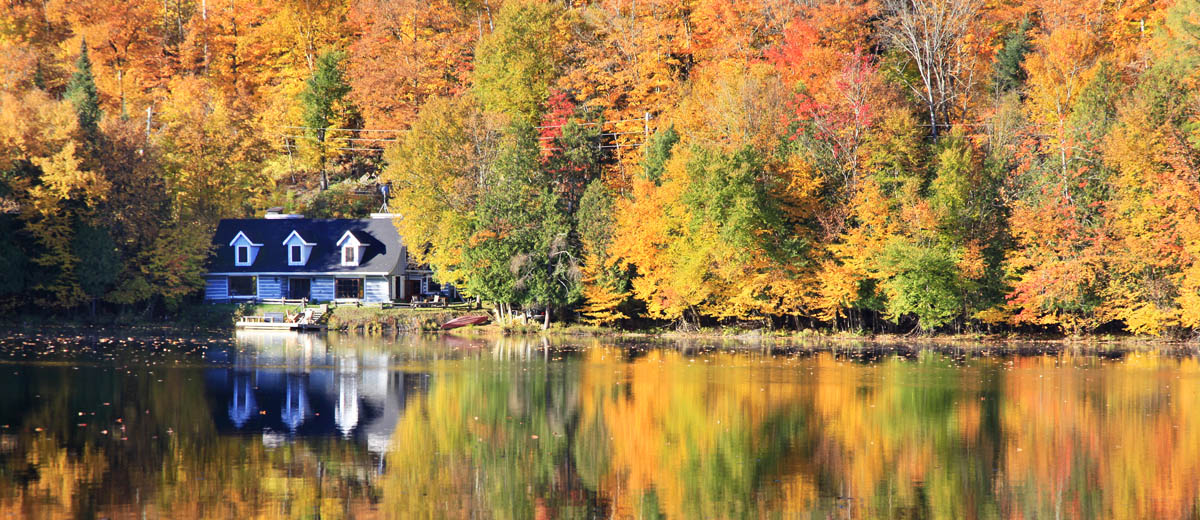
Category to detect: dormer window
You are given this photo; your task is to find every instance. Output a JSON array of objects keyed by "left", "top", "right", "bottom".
[
  {"left": 229, "top": 231, "right": 262, "bottom": 267},
  {"left": 336, "top": 230, "right": 365, "bottom": 267},
  {"left": 282, "top": 230, "right": 315, "bottom": 266}
]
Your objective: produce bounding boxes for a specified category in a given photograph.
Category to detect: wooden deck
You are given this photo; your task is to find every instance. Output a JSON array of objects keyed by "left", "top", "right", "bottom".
[
  {"left": 235, "top": 320, "right": 325, "bottom": 331},
  {"left": 235, "top": 305, "right": 327, "bottom": 331}
]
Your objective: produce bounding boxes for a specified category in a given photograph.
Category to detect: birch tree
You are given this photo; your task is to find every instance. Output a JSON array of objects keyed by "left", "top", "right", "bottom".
[{"left": 879, "top": 0, "right": 982, "bottom": 136}]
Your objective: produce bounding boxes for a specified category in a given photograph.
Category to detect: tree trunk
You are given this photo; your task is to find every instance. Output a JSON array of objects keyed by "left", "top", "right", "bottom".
[
  {"left": 319, "top": 143, "right": 329, "bottom": 190},
  {"left": 542, "top": 304, "right": 551, "bottom": 330}
]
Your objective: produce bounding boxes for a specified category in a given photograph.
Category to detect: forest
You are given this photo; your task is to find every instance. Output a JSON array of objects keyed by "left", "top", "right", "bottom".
[{"left": 0, "top": 0, "right": 1199, "bottom": 335}]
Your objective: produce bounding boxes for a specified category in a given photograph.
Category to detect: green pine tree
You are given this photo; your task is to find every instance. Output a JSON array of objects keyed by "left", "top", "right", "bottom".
[
  {"left": 462, "top": 121, "right": 577, "bottom": 326},
  {"left": 65, "top": 40, "right": 102, "bottom": 139},
  {"left": 300, "top": 49, "right": 352, "bottom": 190},
  {"left": 72, "top": 224, "right": 120, "bottom": 317},
  {"left": 640, "top": 127, "right": 679, "bottom": 185},
  {"left": 992, "top": 18, "right": 1033, "bottom": 95}
]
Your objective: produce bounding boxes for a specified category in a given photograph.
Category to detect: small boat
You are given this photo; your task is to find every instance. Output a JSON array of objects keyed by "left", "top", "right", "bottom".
[{"left": 440, "top": 315, "right": 490, "bottom": 330}]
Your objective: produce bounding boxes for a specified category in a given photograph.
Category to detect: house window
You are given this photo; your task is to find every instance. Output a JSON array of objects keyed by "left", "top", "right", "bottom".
[
  {"left": 289, "top": 245, "right": 302, "bottom": 264},
  {"left": 229, "top": 276, "right": 257, "bottom": 297},
  {"left": 335, "top": 278, "right": 363, "bottom": 299},
  {"left": 342, "top": 245, "right": 357, "bottom": 265},
  {"left": 236, "top": 245, "right": 251, "bottom": 265}
]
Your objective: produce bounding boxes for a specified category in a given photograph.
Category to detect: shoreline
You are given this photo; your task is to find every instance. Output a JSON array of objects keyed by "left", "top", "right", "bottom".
[{"left": 1, "top": 303, "right": 1195, "bottom": 349}]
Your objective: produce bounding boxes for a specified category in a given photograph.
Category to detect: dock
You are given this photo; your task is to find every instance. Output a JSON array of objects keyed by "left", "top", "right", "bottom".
[
  {"left": 235, "top": 319, "right": 325, "bottom": 331},
  {"left": 235, "top": 304, "right": 327, "bottom": 331}
]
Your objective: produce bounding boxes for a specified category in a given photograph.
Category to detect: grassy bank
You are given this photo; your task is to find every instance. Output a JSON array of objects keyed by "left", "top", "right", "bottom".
[
  {"left": 324, "top": 306, "right": 484, "bottom": 332},
  {"left": 476, "top": 321, "right": 1198, "bottom": 349}
]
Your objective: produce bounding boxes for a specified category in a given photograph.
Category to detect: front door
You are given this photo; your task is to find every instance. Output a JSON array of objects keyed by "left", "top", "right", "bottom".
[
  {"left": 404, "top": 279, "right": 421, "bottom": 302},
  {"left": 288, "top": 278, "right": 311, "bottom": 300}
]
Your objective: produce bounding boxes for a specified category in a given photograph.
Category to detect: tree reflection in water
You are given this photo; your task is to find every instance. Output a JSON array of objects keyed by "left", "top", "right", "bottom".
[{"left": 0, "top": 333, "right": 1198, "bottom": 518}]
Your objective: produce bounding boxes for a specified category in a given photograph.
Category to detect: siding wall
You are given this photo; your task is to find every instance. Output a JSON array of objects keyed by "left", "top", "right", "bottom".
[
  {"left": 205, "top": 274, "right": 396, "bottom": 303},
  {"left": 204, "top": 276, "right": 228, "bottom": 301},
  {"left": 257, "top": 276, "right": 283, "bottom": 299},
  {"left": 311, "top": 276, "right": 335, "bottom": 302},
  {"left": 364, "top": 276, "right": 389, "bottom": 303}
]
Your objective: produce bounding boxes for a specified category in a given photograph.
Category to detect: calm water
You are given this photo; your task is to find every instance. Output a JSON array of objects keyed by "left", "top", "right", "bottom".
[{"left": 0, "top": 331, "right": 1197, "bottom": 519}]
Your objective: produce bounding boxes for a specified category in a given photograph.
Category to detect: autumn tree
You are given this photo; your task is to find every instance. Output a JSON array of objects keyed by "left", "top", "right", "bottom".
[
  {"left": 95, "top": 118, "right": 170, "bottom": 306},
  {"left": 0, "top": 88, "right": 109, "bottom": 308},
  {"left": 1098, "top": 65, "right": 1199, "bottom": 335},
  {"left": 48, "top": 0, "right": 164, "bottom": 115},
  {"left": 473, "top": 0, "right": 570, "bottom": 121},
  {"left": 577, "top": 179, "right": 632, "bottom": 324},
  {"left": 381, "top": 94, "right": 506, "bottom": 289},
  {"left": 347, "top": 0, "right": 478, "bottom": 130}
]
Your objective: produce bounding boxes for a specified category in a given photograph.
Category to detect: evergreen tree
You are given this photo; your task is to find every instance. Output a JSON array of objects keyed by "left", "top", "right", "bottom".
[
  {"left": 0, "top": 217, "right": 31, "bottom": 300},
  {"left": 641, "top": 127, "right": 679, "bottom": 185},
  {"left": 462, "top": 121, "right": 577, "bottom": 326},
  {"left": 992, "top": 18, "right": 1033, "bottom": 95},
  {"left": 72, "top": 224, "right": 120, "bottom": 317},
  {"left": 65, "top": 40, "right": 102, "bottom": 140},
  {"left": 545, "top": 118, "right": 604, "bottom": 214},
  {"left": 300, "top": 50, "right": 352, "bottom": 190}
]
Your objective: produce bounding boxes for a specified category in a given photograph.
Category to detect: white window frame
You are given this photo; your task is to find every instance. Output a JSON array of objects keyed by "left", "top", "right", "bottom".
[
  {"left": 289, "top": 244, "right": 303, "bottom": 265},
  {"left": 236, "top": 245, "right": 252, "bottom": 266},
  {"left": 281, "top": 230, "right": 313, "bottom": 266},
  {"left": 342, "top": 245, "right": 358, "bottom": 266}
]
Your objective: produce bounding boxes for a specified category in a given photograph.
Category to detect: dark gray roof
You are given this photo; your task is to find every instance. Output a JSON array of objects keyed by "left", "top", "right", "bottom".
[{"left": 209, "top": 218, "right": 404, "bottom": 274}]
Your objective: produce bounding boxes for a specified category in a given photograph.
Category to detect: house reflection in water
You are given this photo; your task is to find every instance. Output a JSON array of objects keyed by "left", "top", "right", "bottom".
[
  {"left": 228, "top": 373, "right": 257, "bottom": 428},
  {"left": 204, "top": 330, "right": 429, "bottom": 456}
]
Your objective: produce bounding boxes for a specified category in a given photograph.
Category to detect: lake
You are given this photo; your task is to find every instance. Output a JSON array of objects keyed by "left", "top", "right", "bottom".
[{"left": 0, "top": 331, "right": 1197, "bottom": 518}]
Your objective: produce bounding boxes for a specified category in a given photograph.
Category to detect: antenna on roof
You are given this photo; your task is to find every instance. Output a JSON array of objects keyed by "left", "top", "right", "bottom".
[{"left": 378, "top": 183, "right": 390, "bottom": 213}]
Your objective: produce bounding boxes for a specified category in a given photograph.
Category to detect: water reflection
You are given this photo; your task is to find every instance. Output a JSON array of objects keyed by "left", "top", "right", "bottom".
[
  {"left": 0, "top": 333, "right": 1199, "bottom": 518},
  {"left": 207, "top": 331, "right": 430, "bottom": 458}
]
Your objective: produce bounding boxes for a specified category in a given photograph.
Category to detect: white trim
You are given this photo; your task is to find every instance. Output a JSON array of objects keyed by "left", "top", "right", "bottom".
[
  {"left": 228, "top": 231, "right": 262, "bottom": 247},
  {"left": 235, "top": 245, "right": 252, "bottom": 266},
  {"left": 336, "top": 230, "right": 362, "bottom": 247},
  {"left": 341, "top": 245, "right": 358, "bottom": 266},
  {"left": 281, "top": 230, "right": 315, "bottom": 246},
  {"left": 288, "top": 244, "right": 303, "bottom": 265},
  {"left": 207, "top": 271, "right": 393, "bottom": 276}
]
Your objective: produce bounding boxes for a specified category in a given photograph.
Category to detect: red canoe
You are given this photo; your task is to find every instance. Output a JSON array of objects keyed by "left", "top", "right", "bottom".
[{"left": 440, "top": 315, "right": 490, "bottom": 330}]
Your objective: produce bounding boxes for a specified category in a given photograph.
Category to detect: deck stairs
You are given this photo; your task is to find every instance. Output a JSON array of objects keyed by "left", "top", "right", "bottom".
[{"left": 308, "top": 304, "right": 329, "bottom": 324}]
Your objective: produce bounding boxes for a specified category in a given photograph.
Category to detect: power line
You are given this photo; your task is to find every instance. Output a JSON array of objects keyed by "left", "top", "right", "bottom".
[
  {"left": 534, "top": 117, "right": 646, "bottom": 129},
  {"left": 280, "top": 134, "right": 398, "bottom": 143},
  {"left": 275, "top": 125, "right": 406, "bottom": 133},
  {"left": 276, "top": 112, "right": 653, "bottom": 135}
]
